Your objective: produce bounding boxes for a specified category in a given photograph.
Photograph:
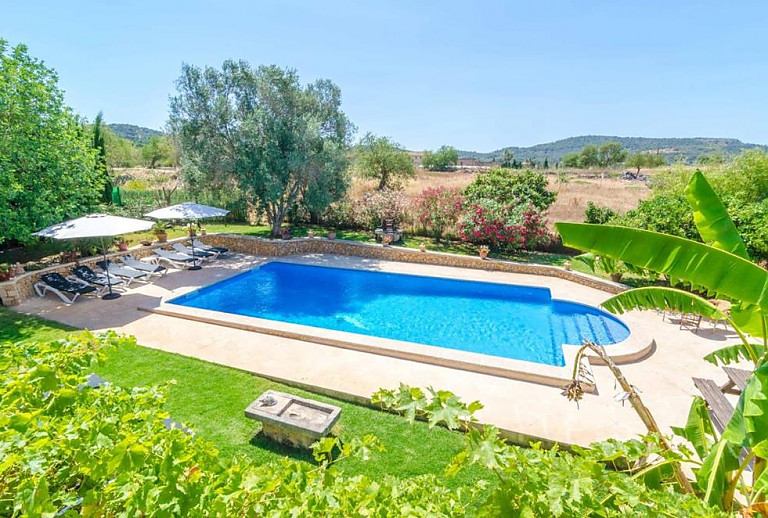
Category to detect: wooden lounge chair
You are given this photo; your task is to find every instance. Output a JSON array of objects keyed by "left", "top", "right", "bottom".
[
  {"left": 692, "top": 377, "right": 734, "bottom": 433},
  {"left": 34, "top": 273, "right": 97, "bottom": 304},
  {"left": 720, "top": 367, "right": 751, "bottom": 395}
]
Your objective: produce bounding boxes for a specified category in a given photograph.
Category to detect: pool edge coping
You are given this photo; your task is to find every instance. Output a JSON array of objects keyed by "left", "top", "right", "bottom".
[{"left": 137, "top": 256, "right": 654, "bottom": 393}]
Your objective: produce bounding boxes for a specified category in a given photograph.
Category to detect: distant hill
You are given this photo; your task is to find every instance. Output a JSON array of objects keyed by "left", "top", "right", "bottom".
[
  {"left": 459, "top": 136, "right": 767, "bottom": 164},
  {"left": 108, "top": 124, "right": 163, "bottom": 145}
]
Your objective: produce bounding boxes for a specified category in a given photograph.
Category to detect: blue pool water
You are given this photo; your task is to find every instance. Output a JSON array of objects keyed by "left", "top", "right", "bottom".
[{"left": 169, "top": 262, "right": 630, "bottom": 366}]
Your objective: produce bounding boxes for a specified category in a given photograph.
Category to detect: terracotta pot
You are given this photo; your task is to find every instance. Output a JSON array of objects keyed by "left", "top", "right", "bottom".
[
  {"left": 200, "top": 228, "right": 207, "bottom": 236},
  {"left": 156, "top": 232, "right": 168, "bottom": 243},
  {"left": 0, "top": 272, "right": 13, "bottom": 282},
  {"left": 307, "top": 229, "right": 315, "bottom": 239},
  {"left": 188, "top": 229, "right": 197, "bottom": 237},
  {"left": 610, "top": 273, "right": 623, "bottom": 283},
  {"left": 117, "top": 243, "right": 128, "bottom": 251},
  {"left": 419, "top": 243, "right": 426, "bottom": 252},
  {"left": 479, "top": 250, "right": 489, "bottom": 260},
  {"left": 563, "top": 261, "right": 571, "bottom": 271},
  {"left": 327, "top": 231, "right": 336, "bottom": 240}
]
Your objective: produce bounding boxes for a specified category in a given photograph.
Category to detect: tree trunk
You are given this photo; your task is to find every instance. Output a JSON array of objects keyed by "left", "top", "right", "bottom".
[
  {"left": 271, "top": 211, "right": 284, "bottom": 236},
  {"left": 577, "top": 343, "right": 695, "bottom": 494}
]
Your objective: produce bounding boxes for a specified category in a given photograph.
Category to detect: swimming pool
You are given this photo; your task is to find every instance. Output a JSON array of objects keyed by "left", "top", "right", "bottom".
[{"left": 168, "top": 261, "right": 630, "bottom": 366}]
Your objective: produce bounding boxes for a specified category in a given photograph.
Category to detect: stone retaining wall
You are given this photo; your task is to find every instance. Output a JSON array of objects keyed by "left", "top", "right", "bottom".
[
  {"left": 202, "top": 234, "right": 626, "bottom": 294},
  {"left": 0, "top": 237, "right": 191, "bottom": 306},
  {"left": 1, "top": 234, "right": 625, "bottom": 306}
]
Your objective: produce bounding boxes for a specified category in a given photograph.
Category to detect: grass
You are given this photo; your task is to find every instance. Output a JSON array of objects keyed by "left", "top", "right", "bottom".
[{"left": 0, "top": 308, "right": 490, "bottom": 487}]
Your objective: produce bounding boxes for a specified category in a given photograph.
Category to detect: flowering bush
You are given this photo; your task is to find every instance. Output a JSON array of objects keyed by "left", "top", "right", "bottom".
[
  {"left": 323, "top": 189, "right": 410, "bottom": 229},
  {"left": 458, "top": 199, "right": 550, "bottom": 251},
  {"left": 414, "top": 186, "right": 464, "bottom": 240}
]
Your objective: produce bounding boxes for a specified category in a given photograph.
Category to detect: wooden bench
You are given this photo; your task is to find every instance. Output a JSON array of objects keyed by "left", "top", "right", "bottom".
[
  {"left": 721, "top": 367, "right": 751, "bottom": 394},
  {"left": 692, "top": 377, "right": 734, "bottom": 433}
]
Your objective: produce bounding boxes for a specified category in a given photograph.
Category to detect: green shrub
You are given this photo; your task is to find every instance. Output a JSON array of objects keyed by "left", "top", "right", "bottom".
[
  {"left": 0, "top": 333, "right": 478, "bottom": 516},
  {"left": 613, "top": 193, "right": 699, "bottom": 240},
  {"left": 583, "top": 201, "right": 617, "bottom": 224},
  {"left": 464, "top": 168, "right": 556, "bottom": 211}
]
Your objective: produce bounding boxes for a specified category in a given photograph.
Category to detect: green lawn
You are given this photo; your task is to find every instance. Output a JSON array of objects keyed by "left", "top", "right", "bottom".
[{"left": 0, "top": 308, "right": 490, "bottom": 487}]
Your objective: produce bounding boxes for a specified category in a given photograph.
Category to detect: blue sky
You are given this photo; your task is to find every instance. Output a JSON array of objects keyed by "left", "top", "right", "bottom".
[{"left": 4, "top": 1, "right": 768, "bottom": 151}]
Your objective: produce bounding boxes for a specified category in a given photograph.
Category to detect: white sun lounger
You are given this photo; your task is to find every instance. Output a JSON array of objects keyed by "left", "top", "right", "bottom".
[
  {"left": 153, "top": 248, "right": 197, "bottom": 269},
  {"left": 119, "top": 255, "right": 167, "bottom": 277},
  {"left": 172, "top": 243, "right": 217, "bottom": 260},
  {"left": 97, "top": 261, "right": 151, "bottom": 286}
]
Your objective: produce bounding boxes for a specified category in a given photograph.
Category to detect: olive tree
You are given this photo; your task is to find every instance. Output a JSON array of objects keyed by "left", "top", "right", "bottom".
[
  {"left": 169, "top": 61, "right": 353, "bottom": 235},
  {"left": 422, "top": 145, "right": 459, "bottom": 171},
  {"left": 354, "top": 133, "right": 415, "bottom": 190},
  {"left": 0, "top": 40, "right": 100, "bottom": 245}
]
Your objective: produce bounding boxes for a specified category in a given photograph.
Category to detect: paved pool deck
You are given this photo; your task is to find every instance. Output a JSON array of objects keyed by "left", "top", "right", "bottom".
[{"left": 12, "top": 253, "right": 743, "bottom": 447}]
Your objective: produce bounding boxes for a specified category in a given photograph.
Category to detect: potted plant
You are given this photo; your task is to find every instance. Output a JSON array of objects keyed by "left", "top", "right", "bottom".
[
  {"left": 187, "top": 223, "right": 197, "bottom": 237},
  {"left": 0, "top": 263, "right": 13, "bottom": 282},
  {"left": 200, "top": 226, "right": 207, "bottom": 236},
  {"left": 281, "top": 227, "right": 292, "bottom": 240},
  {"left": 381, "top": 234, "right": 393, "bottom": 247},
  {"left": 564, "top": 260, "right": 571, "bottom": 271},
  {"left": 479, "top": 245, "right": 490, "bottom": 260},
  {"left": 13, "top": 262, "right": 24, "bottom": 276},
  {"left": 152, "top": 221, "right": 168, "bottom": 243},
  {"left": 419, "top": 243, "right": 427, "bottom": 252},
  {"left": 114, "top": 236, "right": 131, "bottom": 252},
  {"left": 327, "top": 229, "right": 336, "bottom": 240},
  {"left": 307, "top": 229, "right": 315, "bottom": 239}
]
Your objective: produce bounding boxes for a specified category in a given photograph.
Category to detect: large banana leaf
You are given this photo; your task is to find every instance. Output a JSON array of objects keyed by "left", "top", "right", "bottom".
[
  {"left": 556, "top": 223, "right": 768, "bottom": 312},
  {"left": 601, "top": 287, "right": 726, "bottom": 320},
  {"left": 671, "top": 396, "right": 716, "bottom": 460},
  {"left": 685, "top": 170, "right": 750, "bottom": 260}
]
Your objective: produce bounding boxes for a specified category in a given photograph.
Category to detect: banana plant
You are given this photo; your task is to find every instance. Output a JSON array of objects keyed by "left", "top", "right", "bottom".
[{"left": 556, "top": 170, "right": 768, "bottom": 510}]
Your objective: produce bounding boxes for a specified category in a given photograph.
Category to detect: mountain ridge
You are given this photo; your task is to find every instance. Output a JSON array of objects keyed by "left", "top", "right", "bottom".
[
  {"left": 457, "top": 135, "right": 767, "bottom": 163},
  {"left": 108, "top": 123, "right": 163, "bottom": 145}
]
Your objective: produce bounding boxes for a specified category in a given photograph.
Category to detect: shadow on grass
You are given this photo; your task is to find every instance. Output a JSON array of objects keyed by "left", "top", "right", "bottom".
[
  {"left": 248, "top": 433, "right": 318, "bottom": 465},
  {"left": 0, "top": 309, "right": 76, "bottom": 343}
]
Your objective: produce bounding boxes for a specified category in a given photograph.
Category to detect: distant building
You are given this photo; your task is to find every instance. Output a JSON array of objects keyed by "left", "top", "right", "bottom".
[
  {"left": 407, "top": 151, "right": 424, "bottom": 166},
  {"left": 406, "top": 151, "right": 498, "bottom": 170}
]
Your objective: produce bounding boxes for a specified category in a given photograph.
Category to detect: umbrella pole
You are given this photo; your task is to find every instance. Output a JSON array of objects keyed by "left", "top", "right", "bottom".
[
  {"left": 189, "top": 221, "right": 202, "bottom": 271},
  {"left": 101, "top": 236, "right": 121, "bottom": 300}
]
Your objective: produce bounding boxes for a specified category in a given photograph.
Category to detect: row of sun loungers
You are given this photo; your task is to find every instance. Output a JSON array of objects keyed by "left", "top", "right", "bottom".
[{"left": 33, "top": 241, "right": 229, "bottom": 304}]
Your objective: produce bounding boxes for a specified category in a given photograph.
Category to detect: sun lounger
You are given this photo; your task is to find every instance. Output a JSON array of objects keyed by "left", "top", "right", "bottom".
[
  {"left": 153, "top": 248, "right": 197, "bottom": 268},
  {"left": 96, "top": 260, "right": 151, "bottom": 286},
  {"left": 172, "top": 242, "right": 216, "bottom": 259},
  {"left": 190, "top": 238, "right": 228, "bottom": 254},
  {"left": 71, "top": 265, "right": 125, "bottom": 294},
  {"left": 34, "top": 272, "right": 97, "bottom": 304},
  {"left": 118, "top": 254, "right": 167, "bottom": 277}
]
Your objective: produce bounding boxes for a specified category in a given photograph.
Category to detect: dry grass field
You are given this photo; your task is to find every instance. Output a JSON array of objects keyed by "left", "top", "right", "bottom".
[
  {"left": 353, "top": 169, "right": 650, "bottom": 226},
  {"left": 122, "top": 166, "right": 652, "bottom": 227}
]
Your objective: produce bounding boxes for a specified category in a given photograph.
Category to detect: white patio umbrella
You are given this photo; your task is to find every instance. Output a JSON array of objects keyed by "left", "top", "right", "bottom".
[
  {"left": 34, "top": 214, "right": 153, "bottom": 300},
  {"left": 144, "top": 203, "right": 229, "bottom": 271}
]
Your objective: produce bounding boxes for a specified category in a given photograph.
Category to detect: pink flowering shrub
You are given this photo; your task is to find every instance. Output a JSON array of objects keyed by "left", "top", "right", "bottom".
[
  {"left": 415, "top": 186, "right": 464, "bottom": 240},
  {"left": 458, "top": 199, "right": 550, "bottom": 251},
  {"left": 324, "top": 189, "right": 410, "bottom": 229}
]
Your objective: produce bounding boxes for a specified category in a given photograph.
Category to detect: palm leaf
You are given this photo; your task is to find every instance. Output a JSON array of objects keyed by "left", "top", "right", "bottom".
[
  {"left": 685, "top": 170, "right": 750, "bottom": 260},
  {"left": 601, "top": 287, "right": 726, "bottom": 320},
  {"left": 556, "top": 223, "right": 768, "bottom": 311}
]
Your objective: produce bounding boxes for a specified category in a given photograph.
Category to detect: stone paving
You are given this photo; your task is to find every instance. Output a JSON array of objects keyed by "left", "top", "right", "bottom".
[{"left": 12, "top": 251, "right": 743, "bottom": 447}]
